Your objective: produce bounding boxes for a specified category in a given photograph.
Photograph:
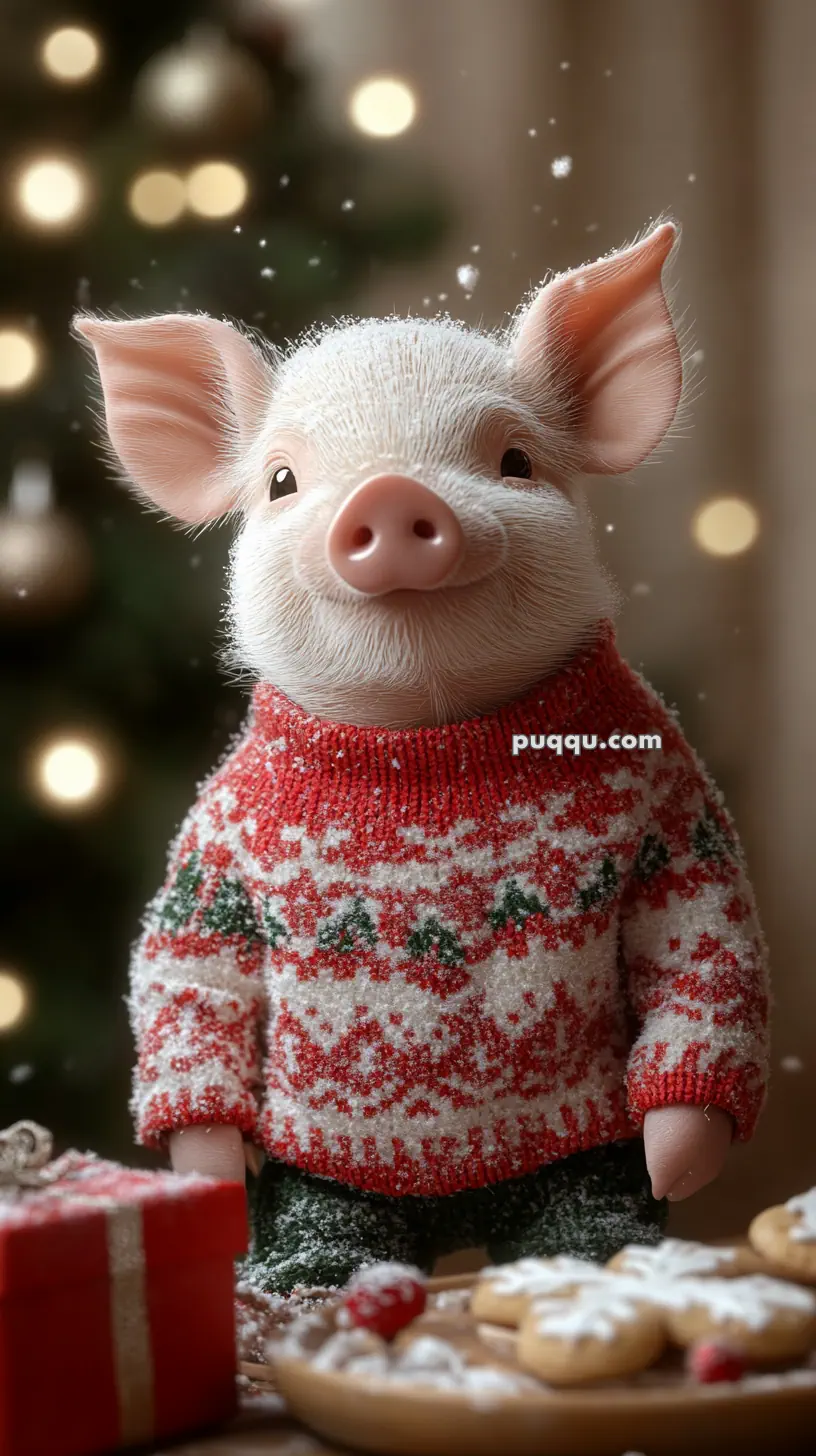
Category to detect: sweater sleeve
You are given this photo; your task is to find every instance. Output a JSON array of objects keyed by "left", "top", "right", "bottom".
[
  {"left": 620, "top": 740, "right": 770, "bottom": 1141},
  {"left": 127, "top": 774, "right": 266, "bottom": 1149}
]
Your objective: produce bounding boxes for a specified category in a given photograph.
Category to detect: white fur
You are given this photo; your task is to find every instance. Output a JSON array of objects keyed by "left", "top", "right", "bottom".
[{"left": 222, "top": 316, "right": 618, "bottom": 728}]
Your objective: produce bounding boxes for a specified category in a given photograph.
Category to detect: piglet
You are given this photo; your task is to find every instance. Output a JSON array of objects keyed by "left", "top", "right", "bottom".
[{"left": 74, "top": 222, "right": 767, "bottom": 1289}]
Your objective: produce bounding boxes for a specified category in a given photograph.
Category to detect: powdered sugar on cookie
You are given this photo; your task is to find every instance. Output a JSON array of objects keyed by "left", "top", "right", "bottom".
[
  {"left": 636, "top": 1274, "right": 816, "bottom": 1329},
  {"left": 531, "top": 1286, "right": 648, "bottom": 1343},
  {"left": 786, "top": 1189, "right": 816, "bottom": 1243},
  {"left": 480, "top": 1255, "right": 613, "bottom": 1298},
  {"left": 613, "top": 1239, "right": 739, "bottom": 1280}
]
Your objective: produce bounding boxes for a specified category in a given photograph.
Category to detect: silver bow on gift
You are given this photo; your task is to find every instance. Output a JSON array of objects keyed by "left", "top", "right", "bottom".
[{"left": 0, "top": 1121, "right": 54, "bottom": 1198}]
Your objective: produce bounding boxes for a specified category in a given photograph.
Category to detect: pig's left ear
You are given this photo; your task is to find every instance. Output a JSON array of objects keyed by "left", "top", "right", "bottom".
[
  {"left": 72, "top": 312, "right": 275, "bottom": 523},
  {"left": 511, "top": 222, "right": 682, "bottom": 474}
]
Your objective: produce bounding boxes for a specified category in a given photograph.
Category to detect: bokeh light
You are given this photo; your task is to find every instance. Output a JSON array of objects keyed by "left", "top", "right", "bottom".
[
  {"left": 31, "top": 734, "right": 113, "bottom": 810},
  {"left": 348, "top": 76, "right": 418, "bottom": 138},
  {"left": 186, "top": 161, "right": 249, "bottom": 219},
  {"left": 0, "top": 329, "right": 40, "bottom": 393},
  {"left": 692, "top": 496, "right": 760, "bottom": 557},
  {"left": 0, "top": 970, "right": 28, "bottom": 1033},
  {"left": 40, "top": 26, "right": 102, "bottom": 83},
  {"left": 128, "top": 169, "right": 187, "bottom": 226},
  {"left": 14, "top": 156, "right": 89, "bottom": 229}
]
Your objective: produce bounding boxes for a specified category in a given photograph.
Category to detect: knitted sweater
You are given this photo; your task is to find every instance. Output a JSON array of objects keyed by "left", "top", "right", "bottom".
[{"left": 129, "top": 623, "right": 769, "bottom": 1197}]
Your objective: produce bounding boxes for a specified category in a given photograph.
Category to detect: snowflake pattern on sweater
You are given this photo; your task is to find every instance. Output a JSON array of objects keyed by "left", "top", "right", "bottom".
[{"left": 128, "top": 624, "right": 769, "bottom": 1197}]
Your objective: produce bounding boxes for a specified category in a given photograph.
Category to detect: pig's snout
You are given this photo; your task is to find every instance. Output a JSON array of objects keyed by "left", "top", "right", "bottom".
[{"left": 325, "top": 474, "right": 465, "bottom": 595}]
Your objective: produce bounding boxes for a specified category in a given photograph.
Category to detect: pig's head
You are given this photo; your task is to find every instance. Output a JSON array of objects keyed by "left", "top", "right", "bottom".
[{"left": 74, "top": 222, "right": 682, "bottom": 728}]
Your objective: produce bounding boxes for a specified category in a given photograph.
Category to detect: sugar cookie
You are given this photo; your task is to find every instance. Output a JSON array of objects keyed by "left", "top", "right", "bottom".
[
  {"left": 517, "top": 1285, "right": 666, "bottom": 1386},
  {"left": 607, "top": 1238, "right": 760, "bottom": 1281},
  {"left": 471, "top": 1255, "right": 612, "bottom": 1328},
  {"left": 749, "top": 1189, "right": 816, "bottom": 1284},
  {"left": 661, "top": 1274, "right": 816, "bottom": 1362}
]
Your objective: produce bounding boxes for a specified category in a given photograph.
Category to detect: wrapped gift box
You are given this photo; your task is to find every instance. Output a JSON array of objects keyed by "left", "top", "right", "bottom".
[{"left": 0, "top": 1138, "right": 247, "bottom": 1456}]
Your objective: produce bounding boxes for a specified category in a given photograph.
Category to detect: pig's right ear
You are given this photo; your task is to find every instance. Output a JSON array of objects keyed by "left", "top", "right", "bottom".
[{"left": 72, "top": 313, "right": 275, "bottom": 523}]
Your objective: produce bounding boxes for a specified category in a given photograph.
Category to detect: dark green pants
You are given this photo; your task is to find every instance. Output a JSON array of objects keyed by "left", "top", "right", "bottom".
[{"left": 242, "top": 1138, "right": 667, "bottom": 1294}]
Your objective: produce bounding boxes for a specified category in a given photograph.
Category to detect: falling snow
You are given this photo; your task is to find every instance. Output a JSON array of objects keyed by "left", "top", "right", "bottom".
[
  {"left": 261, "top": 268, "right": 276, "bottom": 280},
  {"left": 604, "top": 68, "right": 613, "bottom": 78},
  {"left": 341, "top": 198, "right": 355, "bottom": 211},
  {"left": 456, "top": 264, "right": 480, "bottom": 292},
  {"left": 438, "top": 292, "right": 448, "bottom": 302},
  {"left": 279, "top": 175, "right": 290, "bottom": 187},
  {"left": 470, "top": 244, "right": 481, "bottom": 254},
  {"left": 528, "top": 127, "right": 538, "bottom": 138},
  {"left": 308, "top": 257, "right": 321, "bottom": 267},
  {"left": 605, "top": 523, "right": 615, "bottom": 533},
  {"left": 9, "top": 1064, "right": 34, "bottom": 1084},
  {"left": 691, "top": 349, "right": 705, "bottom": 366},
  {"left": 586, "top": 222, "right": 599, "bottom": 233},
  {"left": 631, "top": 582, "right": 652, "bottom": 597},
  {"left": 551, "top": 155, "right": 573, "bottom": 179},
  {"left": 688, "top": 172, "right": 697, "bottom": 183},
  {"left": 233, "top": 225, "right": 242, "bottom": 233},
  {"left": 189, "top": 555, "right": 201, "bottom": 569},
  {"left": 260, "top": 239, "right": 267, "bottom": 248},
  {"left": 781, "top": 1055, "right": 805, "bottom": 1073},
  {"left": 560, "top": 60, "right": 571, "bottom": 70}
]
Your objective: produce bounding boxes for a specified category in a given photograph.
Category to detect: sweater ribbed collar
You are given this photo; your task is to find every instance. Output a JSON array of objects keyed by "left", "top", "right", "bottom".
[{"left": 250, "top": 621, "right": 634, "bottom": 797}]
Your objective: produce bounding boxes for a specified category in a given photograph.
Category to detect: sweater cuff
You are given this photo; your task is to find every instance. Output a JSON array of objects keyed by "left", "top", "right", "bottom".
[
  {"left": 627, "top": 1067, "right": 764, "bottom": 1143},
  {"left": 134, "top": 1084, "right": 259, "bottom": 1150}
]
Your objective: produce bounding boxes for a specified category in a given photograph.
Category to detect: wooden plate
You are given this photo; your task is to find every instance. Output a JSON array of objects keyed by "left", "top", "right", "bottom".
[{"left": 264, "top": 1275, "right": 816, "bottom": 1456}]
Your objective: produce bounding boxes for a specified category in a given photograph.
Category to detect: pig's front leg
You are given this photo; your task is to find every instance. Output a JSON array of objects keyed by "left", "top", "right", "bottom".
[
  {"left": 644, "top": 1104, "right": 733, "bottom": 1202},
  {"left": 169, "top": 1125, "right": 246, "bottom": 1182}
]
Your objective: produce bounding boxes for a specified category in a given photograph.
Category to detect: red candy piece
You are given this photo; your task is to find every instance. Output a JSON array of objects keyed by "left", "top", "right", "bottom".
[
  {"left": 341, "top": 1261, "right": 427, "bottom": 1340},
  {"left": 686, "top": 1340, "right": 746, "bottom": 1384}
]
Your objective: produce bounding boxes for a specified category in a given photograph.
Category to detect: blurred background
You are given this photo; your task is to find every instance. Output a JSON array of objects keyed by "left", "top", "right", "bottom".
[{"left": 0, "top": 0, "right": 811, "bottom": 1247}]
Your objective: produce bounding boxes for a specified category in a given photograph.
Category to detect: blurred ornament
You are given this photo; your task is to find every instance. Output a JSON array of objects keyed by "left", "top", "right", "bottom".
[
  {"left": 0, "top": 970, "right": 28, "bottom": 1034},
  {"left": 348, "top": 76, "right": 418, "bottom": 138},
  {"left": 128, "top": 169, "right": 187, "bottom": 227},
  {"left": 0, "top": 328, "right": 41, "bottom": 394},
  {"left": 28, "top": 729, "right": 118, "bottom": 813},
  {"left": 0, "top": 460, "right": 93, "bottom": 623},
  {"left": 133, "top": 25, "right": 272, "bottom": 146},
  {"left": 186, "top": 161, "right": 249, "bottom": 219},
  {"left": 231, "top": 0, "right": 289, "bottom": 58},
  {"left": 692, "top": 496, "right": 760, "bottom": 558},
  {"left": 39, "top": 25, "right": 102, "bottom": 84},
  {"left": 13, "top": 155, "right": 90, "bottom": 231}
]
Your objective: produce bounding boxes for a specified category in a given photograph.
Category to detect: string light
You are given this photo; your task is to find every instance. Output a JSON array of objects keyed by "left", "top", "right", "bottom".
[
  {"left": 348, "top": 76, "right": 418, "bottom": 138},
  {"left": 40, "top": 25, "right": 102, "bottom": 83},
  {"left": 128, "top": 170, "right": 186, "bottom": 226},
  {"left": 692, "top": 496, "right": 760, "bottom": 557},
  {"left": 14, "top": 156, "right": 89, "bottom": 230},
  {"left": 186, "top": 161, "right": 248, "bottom": 219},
  {"left": 0, "top": 969, "right": 28, "bottom": 1033},
  {"left": 0, "top": 328, "right": 40, "bottom": 393},
  {"left": 30, "top": 733, "right": 115, "bottom": 811}
]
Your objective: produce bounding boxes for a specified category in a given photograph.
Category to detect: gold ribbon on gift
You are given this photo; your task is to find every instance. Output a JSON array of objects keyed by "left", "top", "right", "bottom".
[{"left": 0, "top": 1121, "right": 156, "bottom": 1446}]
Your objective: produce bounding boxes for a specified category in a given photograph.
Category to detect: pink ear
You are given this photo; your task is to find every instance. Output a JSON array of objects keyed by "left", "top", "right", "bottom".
[
  {"left": 73, "top": 313, "right": 275, "bottom": 522},
  {"left": 513, "top": 223, "right": 682, "bottom": 474}
]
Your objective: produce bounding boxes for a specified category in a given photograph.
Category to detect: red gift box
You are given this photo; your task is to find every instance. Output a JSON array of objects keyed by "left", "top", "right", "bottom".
[{"left": 0, "top": 1134, "right": 248, "bottom": 1456}]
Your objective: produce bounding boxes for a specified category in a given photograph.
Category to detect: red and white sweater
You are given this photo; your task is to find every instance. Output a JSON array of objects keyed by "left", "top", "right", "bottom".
[{"left": 129, "top": 623, "right": 770, "bottom": 1197}]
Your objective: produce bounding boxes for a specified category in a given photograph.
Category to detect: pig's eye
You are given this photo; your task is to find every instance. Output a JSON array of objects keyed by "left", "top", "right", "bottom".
[
  {"left": 269, "top": 466, "right": 297, "bottom": 500},
  {"left": 500, "top": 448, "right": 533, "bottom": 480}
]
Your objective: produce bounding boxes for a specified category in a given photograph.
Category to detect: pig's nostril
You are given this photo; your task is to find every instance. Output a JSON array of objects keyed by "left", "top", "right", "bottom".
[
  {"left": 350, "top": 525, "right": 374, "bottom": 552},
  {"left": 412, "top": 518, "right": 437, "bottom": 540}
]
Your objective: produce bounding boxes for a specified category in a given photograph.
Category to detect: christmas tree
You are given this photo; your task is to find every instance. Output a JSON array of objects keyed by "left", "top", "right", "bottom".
[{"left": 0, "top": 0, "right": 448, "bottom": 1159}]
